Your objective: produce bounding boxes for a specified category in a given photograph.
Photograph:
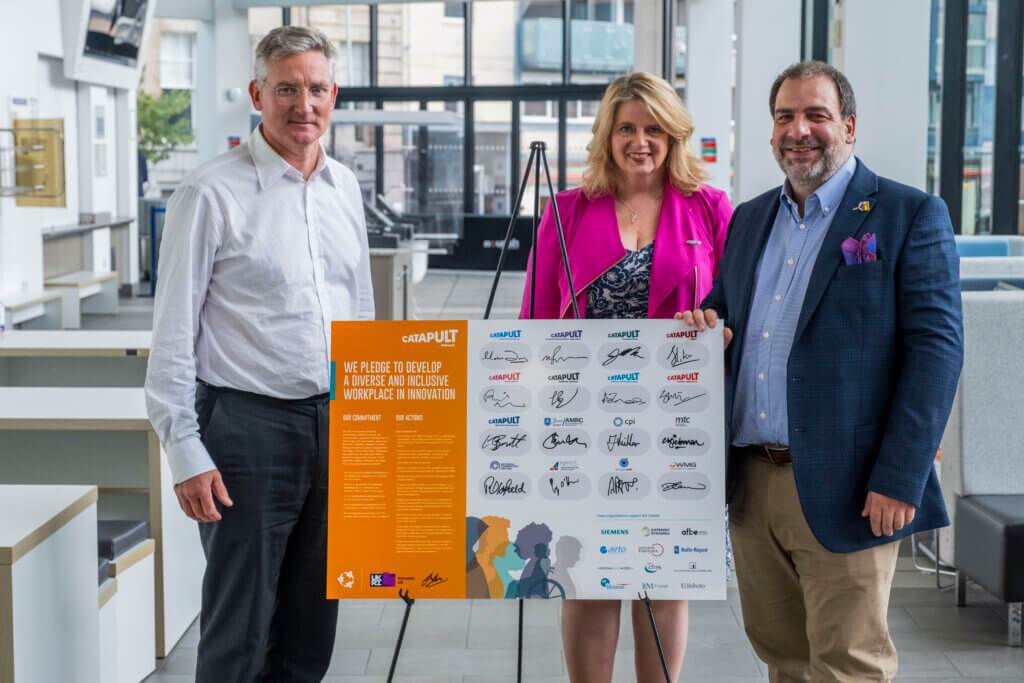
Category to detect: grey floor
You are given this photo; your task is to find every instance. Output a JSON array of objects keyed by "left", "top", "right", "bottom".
[{"left": 80, "top": 271, "right": 1024, "bottom": 682}]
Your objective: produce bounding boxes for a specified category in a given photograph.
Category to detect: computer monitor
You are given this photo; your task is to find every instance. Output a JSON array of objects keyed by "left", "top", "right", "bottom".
[{"left": 62, "top": 0, "right": 156, "bottom": 89}]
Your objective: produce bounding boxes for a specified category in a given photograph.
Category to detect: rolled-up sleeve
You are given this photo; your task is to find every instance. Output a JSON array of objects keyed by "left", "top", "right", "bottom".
[{"left": 144, "top": 185, "right": 222, "bottom": 484}]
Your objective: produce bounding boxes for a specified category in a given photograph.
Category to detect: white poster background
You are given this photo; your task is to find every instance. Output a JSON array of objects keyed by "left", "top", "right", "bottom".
[{"left": 466, "top": 320, "right": 726, "bottom": 601}]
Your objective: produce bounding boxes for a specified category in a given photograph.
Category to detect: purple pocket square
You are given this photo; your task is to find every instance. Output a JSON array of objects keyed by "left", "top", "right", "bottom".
[{"left": 841, "top": 233, "right": 877, "bottom": 265}]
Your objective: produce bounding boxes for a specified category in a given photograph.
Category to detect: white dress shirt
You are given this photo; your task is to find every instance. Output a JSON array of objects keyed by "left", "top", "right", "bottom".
[{"left": 145, "top": 126, "right": 374, "bottom": 484}]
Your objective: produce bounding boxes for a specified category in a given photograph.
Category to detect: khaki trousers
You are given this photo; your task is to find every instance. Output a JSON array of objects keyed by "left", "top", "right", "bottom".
[{"left": 730, "top": 457, "right": 900, "bottom": 683}]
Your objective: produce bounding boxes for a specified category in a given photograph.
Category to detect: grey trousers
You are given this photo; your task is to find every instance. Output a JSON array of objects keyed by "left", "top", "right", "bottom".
[{"left": 195, "top": 381, "right": 337, "bottom": 683}]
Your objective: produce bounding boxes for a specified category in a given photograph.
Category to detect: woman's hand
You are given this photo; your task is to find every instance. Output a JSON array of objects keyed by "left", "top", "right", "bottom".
[{"left": 674, "top": 309, "right": 733, "bottom": 348}]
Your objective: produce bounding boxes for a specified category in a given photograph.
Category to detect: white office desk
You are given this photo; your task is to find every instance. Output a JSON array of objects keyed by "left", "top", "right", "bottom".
[
  {"left": 0, "top": 387, "right": 203, "bottom": 657},
  {"left": 0, "top": 330, "right": 150, "bottom": 386},
  {"left": 1, "top": 484, "right": 99, "bottom": 683}
]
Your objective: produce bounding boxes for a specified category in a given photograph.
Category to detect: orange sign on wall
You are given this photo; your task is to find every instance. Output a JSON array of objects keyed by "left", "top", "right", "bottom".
[{"left": 327, "top": 321, "right": 468, "bottom": 599}]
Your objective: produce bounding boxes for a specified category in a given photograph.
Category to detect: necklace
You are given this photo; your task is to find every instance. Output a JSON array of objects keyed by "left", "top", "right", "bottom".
[{"left": 616, "top": 198, "right": 639, "bottom": 225}]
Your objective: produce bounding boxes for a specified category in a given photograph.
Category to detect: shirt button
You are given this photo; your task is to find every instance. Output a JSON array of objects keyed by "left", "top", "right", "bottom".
[
  {"left": 799, "top": 223, "right": 806, "bottom": 230},
  {"left": 762, "top": 331, "right": 770, "bottom": 339},
  {"left": 774, "top": 294, "right": 782, "bottom": 302},
  {"left": 759, "top": 412, "right": 767, "bottom": 419},
  {"left": 757, "top": 372, "right": 765, "bottom": 381},
  {"left": 787, "top": 258, "right": 795, "bottom": 266}
]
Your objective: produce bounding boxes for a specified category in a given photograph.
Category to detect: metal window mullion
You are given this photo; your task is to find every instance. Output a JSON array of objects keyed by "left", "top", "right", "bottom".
[
  {"left": 939, "top": 0, "right": 969, "bottom": 233},
  {"left": 991, "top": 0, "right": 1024, "bottom": 235},
  {"left": 558, "top": 99, "right": 567, "bottom": 192},
  {"left": 511, "top": 99, "right": 521, "bottom": 214},
  {"left": 662, "top": 0, "right": 674, "bottom": 81}
]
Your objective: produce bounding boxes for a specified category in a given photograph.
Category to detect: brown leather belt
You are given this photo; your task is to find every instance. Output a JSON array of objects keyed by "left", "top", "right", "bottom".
[{"left": 734, "top": 444, "right": 792, "bottom": 465}]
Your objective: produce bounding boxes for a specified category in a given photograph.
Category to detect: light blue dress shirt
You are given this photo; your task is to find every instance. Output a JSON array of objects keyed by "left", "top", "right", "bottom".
[{"left": 732, "top": 155, "right": 857, "bottom": 446}]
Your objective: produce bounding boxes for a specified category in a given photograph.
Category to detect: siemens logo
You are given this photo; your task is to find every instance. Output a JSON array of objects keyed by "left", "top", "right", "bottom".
[
  {"left": 601, "top": 529, "right": 629, "bottom": 536},
  {"left": 608, "top": 330, "right": 640, "bottom": 340},
  {"left": 607, "top": 372, "right": 640, "bottom": 383},
  {"left": 489, "top": 330, "right": 522, "bottom": 339},
  {"left": 547, "top": 330, "right": 583, "bottom": 340},
  {"left": 402, "top": 329, "right": 459, "bottom": 346},
  {"left": 488, "top": 416, "right": 521, "bottom": 427}
]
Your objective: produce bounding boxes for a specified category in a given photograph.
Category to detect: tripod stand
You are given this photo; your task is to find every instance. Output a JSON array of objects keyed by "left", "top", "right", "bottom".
[{"left": 480, "top": 140, "right": 673, "bottom": 683}]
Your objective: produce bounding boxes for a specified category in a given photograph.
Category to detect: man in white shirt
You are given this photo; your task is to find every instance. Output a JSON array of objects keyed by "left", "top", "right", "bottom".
[{"left": 145, "top": 26, "right": 373, "bottom": 682}]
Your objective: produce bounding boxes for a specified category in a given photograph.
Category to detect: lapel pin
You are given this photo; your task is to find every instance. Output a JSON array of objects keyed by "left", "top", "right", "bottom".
[
  {"left": 686, "top": 240, "right": 703, "bottom": 246},
  {"left": 853, "top": 201, "right": 872, "bottom": 213}
]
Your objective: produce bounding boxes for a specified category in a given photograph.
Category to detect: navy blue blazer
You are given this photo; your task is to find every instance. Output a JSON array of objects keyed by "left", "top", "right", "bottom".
[{"left": 703, "top": 159, "right": 963, "bottom": 553}]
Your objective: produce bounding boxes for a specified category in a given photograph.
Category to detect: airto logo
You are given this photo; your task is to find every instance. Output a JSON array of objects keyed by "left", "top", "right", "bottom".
[
  {"left": 666, "top": 329, "right": 699, "bottom": 340},
  {"left": 489, "top": 330, "right": 522, "bottom": 339},
  {"left": 608, "top": 330, "right": 640, "bottom": 340},
  {"left": 402, "top": 329, "right": 459, "bottom": 346},
  {"left": 667, "top": 372, "right": 700, "bottom": 383},
  {"left": 488, "top": 372, "right": 521, "bottom": 382},
  {"left": 607, "top": 372, "right": 640, "bottom": 383},
  {"left": 599, "top": 545, "right": 627, "bottom": 554},
  {"left": 547, "top": 329, "right": 583, "bottom": 340},
  {"left": 488, "top": 416, "right": 521, "bottom": 427}
]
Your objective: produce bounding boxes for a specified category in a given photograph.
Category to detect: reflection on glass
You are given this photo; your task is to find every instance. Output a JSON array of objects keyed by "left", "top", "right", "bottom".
[
  {"left": 961, "top": 0, "right": 997, "bottom": 235},
  {"left": 327, "top": 104, "right": 376, "bottom": 203},
  {"left": 926, "top": 0, "right": 943, "bottom": 196},
  {"left": 475, "top": 102, "right": 512, "bottom": 215}
]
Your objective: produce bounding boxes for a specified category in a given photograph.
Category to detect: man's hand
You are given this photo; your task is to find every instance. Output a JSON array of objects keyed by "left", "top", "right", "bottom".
[
  {"left": 674, "top": 309, "right": 733, "bottom": 348},
  {"left": 862, "top": 491, "right": 916, "bottom": 537},
  {"left": 175, "top": 470, "right": 233, "bottom": 523}
]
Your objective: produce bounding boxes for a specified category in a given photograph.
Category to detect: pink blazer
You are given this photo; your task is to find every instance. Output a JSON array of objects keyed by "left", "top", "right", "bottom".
[{"left": 520, "top": 183, "right": 732, "bottom": 320}]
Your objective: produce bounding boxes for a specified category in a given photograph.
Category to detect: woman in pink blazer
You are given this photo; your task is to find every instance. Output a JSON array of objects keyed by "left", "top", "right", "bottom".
[{"left": 520, "top": 72, "right": 732, "bottom": 682}]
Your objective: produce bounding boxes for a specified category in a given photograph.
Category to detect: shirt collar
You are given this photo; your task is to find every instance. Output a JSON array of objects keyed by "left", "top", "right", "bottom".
[
  {"left": 779, "top": 153, "right": 857, "bottom": 218},
  {"left": 250, "top": 125, "right": 335, "bottom": 190}
]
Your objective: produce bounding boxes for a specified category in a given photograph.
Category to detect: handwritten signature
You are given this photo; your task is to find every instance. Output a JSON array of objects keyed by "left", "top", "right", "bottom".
[
  {"left": 483, "top": 349, "right": 528, "bottom": 364},
  {"left": 607, "top": 475, "right": 641, "bottom": 496},
  {"left": 541, "top": 344, "right": 588, "bottom": 366},
  {"left": 601, "top": 391, "right": 647, "bottom": 406},
  {"left": 542, "top": 431, "right": 589, "bottom": 450},
  {"left": 481, "top": 432, "right": 528, "bottom": 452},
  {"left": 548, "top": 475, "right": 581, "bottom": 497},
  {"left": 661, "top": 435, "right": 705, "bottom": 449},
  {"left": 666, "top": 344, "right": 701, "bottom": 368},
  {"left": 602, "top": 345, "right": 646, "bottom": 367},
  {"left": 657, "top": 389, "right": 707, "bottom": 407},
  {"left": 422, "top": 572, "right": 448, "bottom": 589},
  {"left": 605, "top": 432, "right": 641, "bottom": 451},
  {"left": 547, "top": 387, "right": 580, "bottom": 409},
  {"left": 483, "top": 389, "right": 526, "bottom": 409},
  {"left": 484, "top": 476, "right": 527, "bottom": 496},
  {"left": 661, "top": 480, "right": 708, "bottom": 492}
]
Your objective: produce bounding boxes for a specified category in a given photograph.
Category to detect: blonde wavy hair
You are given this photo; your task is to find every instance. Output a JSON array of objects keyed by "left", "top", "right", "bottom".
[{"left": 582, "top": 72, "right": 707, "bottom": 198}]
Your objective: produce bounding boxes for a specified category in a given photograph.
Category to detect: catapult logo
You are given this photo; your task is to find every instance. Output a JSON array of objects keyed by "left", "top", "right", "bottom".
[
  {"left": 488, "top": 416, "right": 521, "bottom": 427},
  {"left": 489, "top": 329, "right": 522, "bottom": 339},
  {"left": 489, "top": 461, "right": 519, "bottom": 471},
  {"left": 547, "top": 371, "right": 581, "bottom": 383},
  {"left": 369, "top": 572, "right": 396, "bottom": 588},
  {"left": 666, "top": 329, "right": 699, "bottom": 340},
  {"left": 488, "top": 371, "right": 521, "bottom": 383},
  {"left": 607, "top": 371, "right": 640, "bottom": 383},
  {"left": 667, "top": 372, "right": 701, "bottom": 383},
  {"left": 544, "top": 416, "right": 584, "bottom": 427},
  {"left": 600, "top": 577, "right": 628, "bottom": 590},
  {"left": 608, "top": 329, "right": 640, "bottom": 340},
  {"left": 601, "top": 529, "right": 629, "bottom": 536},
  {"left": 401, "top": 328, "right": 459, "bottom": 346},
  {"left": 547, "top": 329, "right": 583, "bottom": 341},
  {"left": 599, "top": 545, "right": 627, "bottom": 555}
]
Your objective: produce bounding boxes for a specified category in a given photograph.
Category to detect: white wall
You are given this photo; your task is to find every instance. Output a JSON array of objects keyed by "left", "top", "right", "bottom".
[
  {"left": 839, "top": 0, "right": 930, "bottom": 190},
  {"left": 685, "top": 0, "right": 734, "bottom": 196},
  {"left": 734, "top": 0, "right": 802, "bottom": 203},
  {"left": 194, "top": 0, "right": 252, "bottom": 165}
]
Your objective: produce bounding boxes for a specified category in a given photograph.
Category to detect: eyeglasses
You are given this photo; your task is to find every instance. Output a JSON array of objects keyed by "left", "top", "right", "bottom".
[{"left": 270, "top": 84, "right": 332, "bottom": 103}]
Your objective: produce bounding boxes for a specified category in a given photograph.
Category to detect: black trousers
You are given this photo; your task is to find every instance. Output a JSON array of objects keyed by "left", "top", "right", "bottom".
[{"left": 194, "top": 381, "right": 337, "bottom": 683}]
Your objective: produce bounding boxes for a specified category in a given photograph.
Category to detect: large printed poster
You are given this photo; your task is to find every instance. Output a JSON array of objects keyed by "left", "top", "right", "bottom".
[{"left": 327, "top": 320, "right": 725, "bottom": 601}]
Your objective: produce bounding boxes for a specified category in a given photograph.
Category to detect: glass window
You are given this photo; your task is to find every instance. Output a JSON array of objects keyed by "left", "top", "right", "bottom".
[
  {"left": 1019, "top": 36, "right": 1024, "bottom": 235},
  {"left": 378, "top": 2, "right": 465, "bottom": 86},
  {"left": 926, "top": 0, "right": 943, "bottom": 196},
  {"left": 520, "top": 100, "right": 560, "bottom": 215},
  {"left": 327, "top": 104, "right": 377, "bottom": 203},
  {"left": 248, "top": 7, "right": 283, "bottom": 54},
  {"left": 474, "top": 101, "right": 512, "bottom": 215},
  {"left": 444, "top": 2, "right": 465, "bottom": 20},
  {"left": 159, "top": 32, "right": 195, "bottom": 90},
  {"left": 961, "top": 0, "right": 997, "bottom": 235},
  {"left": 674, "top": 0, "right": 687, "bottom": 94},
  {"left": 474, "top": 1, "right": 563, "bottom": 86},
  {"left": 570, "top": 0, "right": 660, "bottom": 82},
  {"left": 567, "top": 100, "right": 599, "bottom": 188}
]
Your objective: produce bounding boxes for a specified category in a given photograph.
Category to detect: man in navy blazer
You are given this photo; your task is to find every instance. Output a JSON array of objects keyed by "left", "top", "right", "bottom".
[{"left": 681, "top": 62, "right": 962, "bottom": 681}]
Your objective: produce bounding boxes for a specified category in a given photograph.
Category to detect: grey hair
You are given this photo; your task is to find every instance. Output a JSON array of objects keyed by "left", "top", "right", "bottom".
[
  {"left": 254, "top": 26, "right": 337, "bottom": 84},
  {"left": 769, "top": 60, "right": 857, "bottom": 119}
]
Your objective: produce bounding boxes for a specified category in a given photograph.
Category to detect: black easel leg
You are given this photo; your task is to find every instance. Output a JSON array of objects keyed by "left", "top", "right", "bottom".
[
  {"left": 483, "top": 146, "right": 537, "bottom": 320},
  {"left": 387, "top": 590, "right": 416, "bottom": 683},
  {"left": 540, "top": 149, "right": 580, "bottom": 319},
  {"left": 517, "top": 598, "right": 525, "bottom": 683},
  {"left": 640, "top": 591, "right": 673, "bottom": 683}
]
